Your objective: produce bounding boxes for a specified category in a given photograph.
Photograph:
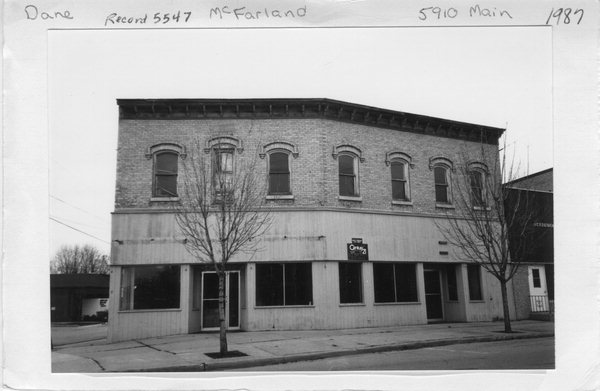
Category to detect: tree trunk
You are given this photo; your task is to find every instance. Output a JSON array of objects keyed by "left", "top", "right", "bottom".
[
  {"left": 500, "top": 279, "right": 512, "bottom": 333},
  {"left": 217, "top": 270, "right": 228, "bottom": 355}
]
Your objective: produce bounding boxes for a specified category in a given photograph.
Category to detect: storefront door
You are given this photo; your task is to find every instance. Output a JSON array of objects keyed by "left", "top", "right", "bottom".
[
  {"left": 201, "top": 271, "right": 240, "bottom": 330},
  {"left": 424, "top": 270, "right": 444, "bottom": 321},
  {"left": 528, "top": 266, "right": 549, "bottom": 312}
]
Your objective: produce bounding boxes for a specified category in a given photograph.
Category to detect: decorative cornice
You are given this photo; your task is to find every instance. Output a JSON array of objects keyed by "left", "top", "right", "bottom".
[
  {"left": 145, "top": 142, "right": 187, "bottom": 159},
  {"left": 204, "top": 136, "right": 243, "bottom": 154},
  {"left": 429, "top": 156, "right": 455, "bottom": 172},
  {"left": 332, "top": 144, "right": 365, "bottom": 162},
  {"left": 117, "top": 98, "right": 504, "bottom": 145},
  {"left": 385, "top": 151, "right": 414, "bottom": 168},
  {"left": 259, "top": 141, "right": 299, "bottom": 159}
]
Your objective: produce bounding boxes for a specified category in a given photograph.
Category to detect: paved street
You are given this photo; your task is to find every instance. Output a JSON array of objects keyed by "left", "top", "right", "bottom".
[
  {"left": 52, "top": 320, "right": 554, "bottom": 372},
  {"left": 232, "top": 337, "right": 555, "bottom": 371}
]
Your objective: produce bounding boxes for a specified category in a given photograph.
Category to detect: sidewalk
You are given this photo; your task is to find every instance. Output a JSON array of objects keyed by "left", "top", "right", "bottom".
[{"left": 51, "top": 320, "right": 554, "bottom": 372}]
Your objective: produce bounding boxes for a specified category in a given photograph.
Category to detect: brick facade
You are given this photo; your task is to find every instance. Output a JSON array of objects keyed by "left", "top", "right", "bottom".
[{"left": 115, "top": 118, "right": 499, "bottom": 214}]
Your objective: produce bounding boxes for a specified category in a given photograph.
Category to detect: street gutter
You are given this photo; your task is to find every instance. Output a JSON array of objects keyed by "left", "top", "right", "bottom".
[{"left": 123, "top": 331, "right": 554, "bottom": 372}]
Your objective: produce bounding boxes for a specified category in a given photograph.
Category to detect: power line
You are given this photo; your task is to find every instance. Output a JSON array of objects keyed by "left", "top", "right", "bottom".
[
  {"left": 49, "top": 216, "right": 111, "bottom": 244},
  {"left": 50, "top": 195, "right": 110, "bottom": 222}
]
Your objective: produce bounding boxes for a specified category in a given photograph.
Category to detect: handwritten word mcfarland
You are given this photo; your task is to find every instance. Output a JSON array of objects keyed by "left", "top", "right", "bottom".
[
  {"left": 25, "top": 4, "right": 73, "bottom": 20},
  {"left": 210, "top": 6, "right": 307, "bottom": 20}
]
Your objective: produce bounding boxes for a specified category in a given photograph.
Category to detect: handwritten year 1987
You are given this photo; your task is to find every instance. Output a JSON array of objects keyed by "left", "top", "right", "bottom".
[{"left": 545, "top": 8, "right": 584, "bottom": 25}]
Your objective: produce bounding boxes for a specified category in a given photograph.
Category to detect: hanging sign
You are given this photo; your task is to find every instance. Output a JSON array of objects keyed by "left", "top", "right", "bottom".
[{"left": 347, "top": 238, "right": 368, "bottom": 260}]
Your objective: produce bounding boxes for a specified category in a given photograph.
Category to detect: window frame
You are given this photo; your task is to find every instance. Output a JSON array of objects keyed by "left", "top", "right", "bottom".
[
  {"left": 338, "top": 152, "right": 360, "bottom": 199},
  {"left": 267, "top": 150, "right": 292, "bottom": 197},
  {"left": 212, "top": 146, "right": 235, "bottom": 202},
  {"left": 429, "top": 157, "right": 454, "bottom": 207},
  {"left": 433, "top": 165, "right": 451, "bottom": 205},
  {"left": 373, "top": 262, "right": 419, "bottom": 304},
  {"left": 390, "top": 159, "right": 411, "bottom": 203},
  {"left": 255, "top": 262, "right": 313, "bottom": 307},
  {"left": 119, "top": 265, "right": 181, "bottom": 311},
  {"left": 467, "top": 264, "right": 484, "bottom": 301},
  {"left": 338, "top": 262, "right": 364, "bottom": 305},
  {"left": 467, "top": 162, "right": 490, "bottom": 209},
  {"left": 152, "top": 151, "right": 179, "bottom": 199},
  {"left": 146, "top": 143, "right": 186, "bottom": 201}
]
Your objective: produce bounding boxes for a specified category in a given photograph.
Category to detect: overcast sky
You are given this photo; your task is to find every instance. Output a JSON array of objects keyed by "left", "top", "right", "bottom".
[{"left": 48, "top": 27, "right": 552, "bottom": 257}]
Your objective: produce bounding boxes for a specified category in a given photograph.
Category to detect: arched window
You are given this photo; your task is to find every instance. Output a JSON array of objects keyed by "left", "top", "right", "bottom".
[
  {"left": 213, "top": 147, "right": 234, "bottom": 198},
  {"left": 146, "top": 142, "right": 186, "bottom": 200},
  {"left": 434, "top": 165, "right": 450, "bottom": 204},
  {"left": 339, "top": 154, "right": 359, "bottom": 197},
  {"left": 268, "top": 152, "right": 291, "bottom": 195},
  {"left": 391, "top": 160, "right": 410, "bottom": 201},
  {"left": 467, "top": 162, "right": 489, "bottom": 208},
  {"left": 429, "top": 157, "right": 454, "bottom": 205},
  {"left": 469, "top": 169, "right": 485, "bottom": 207},
  {"left": 153, "top": 151, "right": 179, "bottom": 198}
]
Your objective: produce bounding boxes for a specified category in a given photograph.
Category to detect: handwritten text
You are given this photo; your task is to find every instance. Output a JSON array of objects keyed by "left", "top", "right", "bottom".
[
  {"left": 209, "top": 6, "right": 307, "bottom": 20},
  {"left": 418, "top": 4, "right": 513, "bottom": 21},
  {"left": 25, "top": 4, "right": 73, "bottom": 21}
]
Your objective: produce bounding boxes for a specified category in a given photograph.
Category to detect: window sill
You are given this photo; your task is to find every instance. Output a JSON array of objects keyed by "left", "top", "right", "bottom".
[
  {"left": 435, "top": 203, "right": 455, "bottom": 209},
  {"left": 254, "top": 305, "right": 315, "bottom": 309},
  {"left": 374, "top": 301, "right": 421, "bottom": 306},
  {"left": 118, "top": 308, "right": 182, "bottom": 313},
  {"left": 469, "top": 300, "right": 485, "bottom": 303},
  {"left": 150, "top": 197, "right": 179, "bottom": 202},
  {"left": 266, "top": 195, "right": 294, "bottom": 200},
  {"left": 392, "top": 200, "right": 413, "bottom": 206},
  {"left": 338, "top": 195, "right": 362, "bottom": 202},
  {"left": 339, "top": 303, "right": 366, "bottom": 307}
]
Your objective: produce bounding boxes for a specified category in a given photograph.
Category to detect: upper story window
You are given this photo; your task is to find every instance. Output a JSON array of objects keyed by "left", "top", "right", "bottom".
[
  {"left": 146, "top": 143, "right": 186, "bottom": 200},
  {"left": 213, "top": 148, "right": 234, "bottom": 197},
  {"left": 260, "top": 141, "right": 298, "bottom": 199},
  {"left": 386, "top": 152, "right": 413, "bottom": 203},
  {"left": 467, "top": 162, "right": 489, "bottom": 208},
  {"left": 429, "top": 157, "right": 454, "bottom": 206},
  {"left": 338, "top": 154, "right": 359, "bottom": 197},
  {"left": 333, "top": 145, "right": 364, "bottom": 200},
  {"left": 469, "top": 170, "right": 485, "bottom": 207},
  {"left": 269, "top": 152, "right": 291, "bottom": 195},
  {"left": 434, "top": 166, "right": 450, "bottom": 203},
  {"left": 154, "top": 152, "right": 178, "bottom": 197},
  {"left": 391, "top": 161, "right": 408, "bottom": 201},
  {"left": 204, "top": 136, "right": 244, "bottom": 201}
]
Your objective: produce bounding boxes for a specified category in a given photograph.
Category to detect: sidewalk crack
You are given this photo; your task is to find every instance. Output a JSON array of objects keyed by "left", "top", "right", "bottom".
[
  {"left": 89, "top": 357, "right": 106, "bottom": 371},
  {"left": 135, "top": 340, "right": 176, "bottom": 355}
]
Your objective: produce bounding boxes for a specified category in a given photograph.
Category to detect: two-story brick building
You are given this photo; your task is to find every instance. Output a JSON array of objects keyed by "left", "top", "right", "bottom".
[{"left": 108, "top": 98, "right": 516, "bottom": 342}]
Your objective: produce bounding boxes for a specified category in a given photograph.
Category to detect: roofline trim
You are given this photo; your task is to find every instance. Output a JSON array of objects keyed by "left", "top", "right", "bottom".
[{"left": 117, "top": 98, "right": 504, "bottom": 145}]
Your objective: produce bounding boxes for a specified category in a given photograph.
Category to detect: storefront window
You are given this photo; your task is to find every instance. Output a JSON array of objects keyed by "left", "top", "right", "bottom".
[
  {"left": 256, "top": 263, "right": 312, "bottom": 306},
  {"left": 120, "top": 265, "right": 180, "bottom": 310}
]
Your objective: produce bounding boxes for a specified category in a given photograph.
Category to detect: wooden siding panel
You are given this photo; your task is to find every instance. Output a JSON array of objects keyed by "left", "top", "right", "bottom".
[{"left": 111, "top": 211, "right": 467, "bottom": 265}]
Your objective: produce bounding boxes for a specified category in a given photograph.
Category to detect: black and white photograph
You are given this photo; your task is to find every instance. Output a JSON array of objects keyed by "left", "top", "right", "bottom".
[
  {"left": 2, "top": 1, "right": 599, "bottom": 390},
  {"left": 48, "top": 26, "right": 555, "bottom": 372}
]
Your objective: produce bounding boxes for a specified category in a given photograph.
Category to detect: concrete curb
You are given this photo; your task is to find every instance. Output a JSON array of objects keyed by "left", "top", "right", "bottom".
[{"left": 125, "top": 331, "right": 554, "bottom": 372}]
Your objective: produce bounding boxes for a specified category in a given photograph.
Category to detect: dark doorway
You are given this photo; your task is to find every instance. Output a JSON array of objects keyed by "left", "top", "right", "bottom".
[{"left": 424, "top": 270, "right": 444, "bottom": 320}]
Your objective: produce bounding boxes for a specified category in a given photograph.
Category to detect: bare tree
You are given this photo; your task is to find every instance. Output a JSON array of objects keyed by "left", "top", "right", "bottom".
[
  {"left": 174, "top": 140, "right": 272, "bottom": 356},
  {"left": 50, "top": 244, "right": 110, "bottom": 274},
  {"left": 436, "top": 142, "right": 536, "bottom": 332}
]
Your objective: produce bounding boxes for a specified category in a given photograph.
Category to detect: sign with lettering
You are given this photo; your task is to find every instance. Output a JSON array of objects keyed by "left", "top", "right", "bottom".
[{"left": 347, "top": 239, "right": 368, "bottom": 261}]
